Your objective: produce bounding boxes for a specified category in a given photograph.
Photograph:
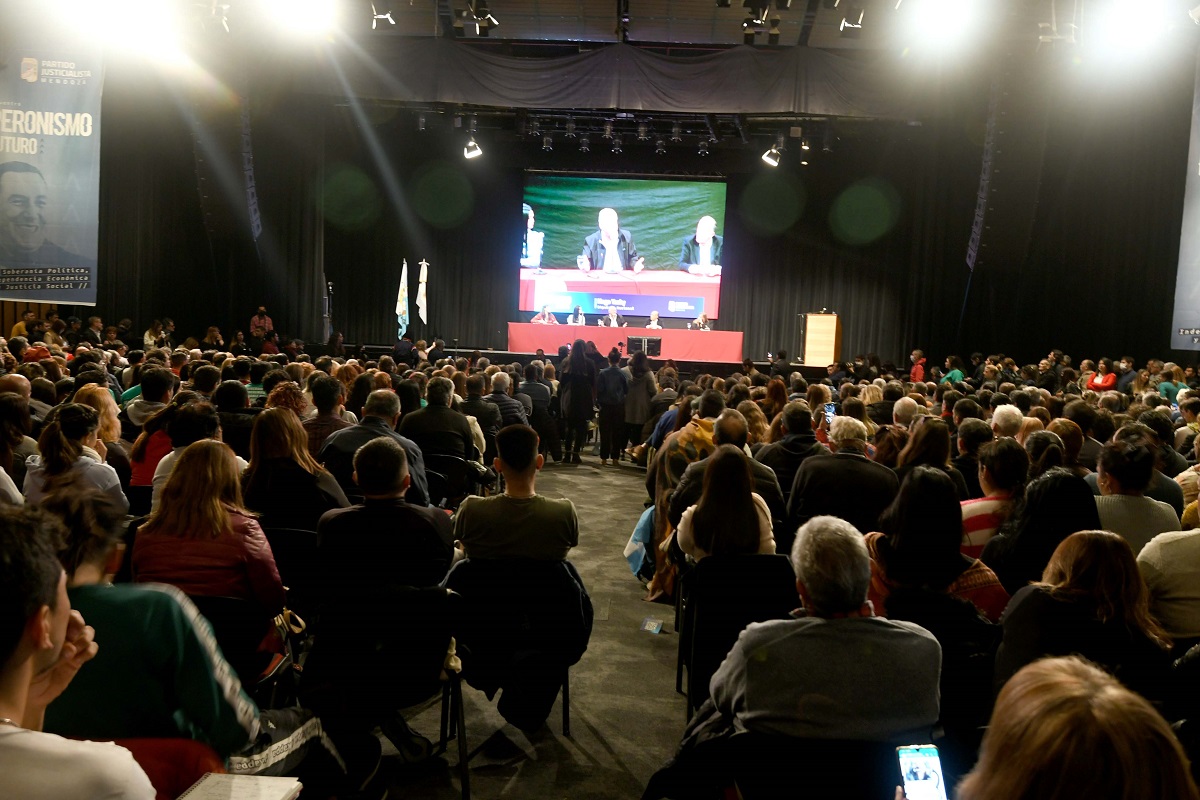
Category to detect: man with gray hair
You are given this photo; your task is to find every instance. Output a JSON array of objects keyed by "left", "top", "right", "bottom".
[
  {"left": 399, "top": 376, "right": 476, "bottom": 462},
  {"left": 486, "top": 370, "right": 529, "bottom": 428},
  {"left": 991, "top": 404, "right": 1024, "bottom": 439},
  {"left": 892, "top": 396, "right": 920, "bottom": 428},
  {"left": 708, "top": 515, "right": 940, "bottom": 740},
  {"left": 784, "top": 416, "right": 899, "bottom": 555},
  {"left": 319, "top": 388, "right": 429, "bottom": 505}
]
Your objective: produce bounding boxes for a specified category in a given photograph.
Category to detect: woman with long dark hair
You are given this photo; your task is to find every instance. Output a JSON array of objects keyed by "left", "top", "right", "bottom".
[
  {"left": 994, "top": 531, "right": 1173, "bottom": 704},
  {"left": 242, "top": 407, "right": 349, "bottom": 531},
  {"left": 129, "top": 391, "right": 199, "bottom": 488},
  {"left": 0, "top": 391, "right": 37, "bottom": 489},
  {"left": 559, "top": 339, "right": 597, "bottom": 464},
  {"left": 865, "top": 466, "right": 1008, "bottom": 621},
  {"left": 894, "top": 416, "right": 969, "bottom": 499},
  {"left": 676, "top": 445, "right": 773, "bottom": 559},
  {"left": 24, "top": 403, "right": 128, "bottom": 512}
]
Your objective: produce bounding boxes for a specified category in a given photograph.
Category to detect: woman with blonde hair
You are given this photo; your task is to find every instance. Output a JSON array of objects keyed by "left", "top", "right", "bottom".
[
  {"left": 957, "top": 656, "right": 1198, "bottom": 800},
  {"left": 132, "top": 439, "right": 284, "bottom": 617},
  {"left": 994, "top": 531, "right": 1173, "bottom": 705},
  {"left": 72, "top": 383, "right": 132, "bottom": 492},
  {"left": 242, "top": 407, "right": 348, "bottom": 530},
  {"left": 737, "top": 400, "right": 770, "bottom": 449}
]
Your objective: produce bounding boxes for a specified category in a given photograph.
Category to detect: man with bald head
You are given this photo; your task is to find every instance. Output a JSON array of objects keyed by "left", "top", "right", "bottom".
[
  {"left": 679, "top": 215, "right": 723, "bottom": 277},
  {"left": 0, "top": 372, "right": 50, "bottom": 424},
  {"left": 667, "top": 408, "right": 785, "bottom": 538},
  {"left": 580, "top": 207, "right": 643, "bottom": 274}
]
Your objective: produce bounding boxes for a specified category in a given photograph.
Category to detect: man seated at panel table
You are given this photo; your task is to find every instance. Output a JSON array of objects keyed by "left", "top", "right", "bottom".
[
  {"left": 580, "top": 207, "right": 644, "bottom": 274},
  {"left": 598, "top": 307, "right": 628, "bottom": 328},
  {"left": 679, "top": 215, "right": 723, "bottom": 277},
  {"left": 530, "top": 305, "right": 559, "bottom": 325},
  {"left": 646, "top": 310, "right": 663, "bottom": 330}
]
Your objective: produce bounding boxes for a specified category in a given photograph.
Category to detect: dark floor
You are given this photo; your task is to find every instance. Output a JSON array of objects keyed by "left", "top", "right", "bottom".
[{"left": 381, "top": 452, "right": 687, "bottom": 798}]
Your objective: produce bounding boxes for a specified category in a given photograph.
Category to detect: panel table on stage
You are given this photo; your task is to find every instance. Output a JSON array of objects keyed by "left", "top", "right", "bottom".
[
  {"left": 507, "top": 323, "right": 743, "bottom": 363},
  {"left": 519, "top": 268, "right": 722, "bottom": 318}
]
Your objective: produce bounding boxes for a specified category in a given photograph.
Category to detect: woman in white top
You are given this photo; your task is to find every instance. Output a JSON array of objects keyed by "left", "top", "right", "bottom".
[
  {"left": 676, "top": 444, "right": 774, "bottom": 560},
  {"left": 23, "top": 403, "right": 128, "bottom": 512}
]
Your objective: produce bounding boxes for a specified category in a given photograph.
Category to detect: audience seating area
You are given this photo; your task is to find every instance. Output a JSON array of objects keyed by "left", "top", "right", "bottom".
[{"left": 5, "top": 324, "right": 1200, "bottom": 799}]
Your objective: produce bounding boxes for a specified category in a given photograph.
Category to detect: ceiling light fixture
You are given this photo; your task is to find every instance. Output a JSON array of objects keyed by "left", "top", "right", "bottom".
[
  {"left": 761, "top": 144, "right": 780, "bottom": 167},
  {"left": 671, "top": 122, "right": 683, "bottom": 142},
  {"left": 579, "top": 135, "right": 591, "bottom": 153},
  {"left": 371, "top": 3, "right": 395, "bottom": 28},
  {"left": 611, "top": 136, "right": 623, "bottom": 154},
  {"left": 637, "top": 122, "right": 650, "bottom": 141},
  {"left": 840, "top": 8, "right": 864, "bottom": 37},
  {"left": 698, "top": 139, "right": 710, "bottom": 156},
  {"left": 542, "top": 135, "right": 553, "bottom": 152},
  {"left": 463, "top": 137, "right": 483, "bottom": 159},
  {"left": 655, "top": 138, "right": 667, "bottom": 155}
]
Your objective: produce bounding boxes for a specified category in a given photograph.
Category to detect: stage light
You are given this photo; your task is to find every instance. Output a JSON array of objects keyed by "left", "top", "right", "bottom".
[
  {"left": 897, "top": 0, "right": 993, "bottom": 53},
  {"left": 603, "top": 121, "right": 614, "bottom": 139},
  {"left": 580, "top": 136, "right": 591, "bottom": 153},
  {"left": 371, "top": 3, "right": 395, "bottom": 28},
  {"left": 698, "top": 139, "right": 710, "bottom": 156},
  {"left": 800, "top": 159, "right": 809, "bottom": 166},
  {"left": 542, "top": 135, "right": 553, "bottom": 152},
  {"left": 761, "top": 145, "right": 781, "bottom": 167},
  {"left": 611, "top": 136, "right": 623, "bottom": 154},
  {"left": 1084, "top": 0, "right": 1172, "bottom": 58},
  {"left": 268, "top": 0, "right": 340, "bottom": 36},
  {"left": 418, "top": 113, "right": 426, "bottom": 131},
  {"left": 59, "top": 0, "right": 186, "bottom": 61},
  {"left": 801, "top": 137, "right": 811, "bottom": 151},
  {"left": 637, "top": 123, "right": 650, "bottom": 141},
  {"left": 768, "top": 17, "right": 781, "bottom": 44},
  {"left": 463, "top": 137, "right": 483, "bottom": 159},
  {"left": 671, "top": 122, "right": 683, "bottom": 142},
  {"left": 655, "top": 138, "right": 667, "bottom": 155},
  {"left": 565, "top": 119, "right": 577, "bottom": 138}
]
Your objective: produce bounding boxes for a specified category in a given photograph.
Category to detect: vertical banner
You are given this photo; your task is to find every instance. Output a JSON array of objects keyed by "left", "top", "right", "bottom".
[
  {"left": 0, "top": 38, "right": 102, "bottom": 305},
  {"left": 1171, "top": 51, "right": 1200, "bottom": 351}
]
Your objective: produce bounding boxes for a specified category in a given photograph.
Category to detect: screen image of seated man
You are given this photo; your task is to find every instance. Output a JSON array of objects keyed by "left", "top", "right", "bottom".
[
  {"left": 580, "top": 207, "right": 644, "bottom": 275},
  {"left": 0, "top": 161, "right": 93, "bottom": 269},
  {"left": 521, "top": 203, "right": 544, "bottom": 272},
  {"left": 679, "top": 215, "right": 722, "bottom": 277}
]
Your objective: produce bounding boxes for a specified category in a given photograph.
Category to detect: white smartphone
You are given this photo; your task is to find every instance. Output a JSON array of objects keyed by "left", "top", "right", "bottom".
[{"left": 897, "top": 744, "right": 947, "bottom": 800}]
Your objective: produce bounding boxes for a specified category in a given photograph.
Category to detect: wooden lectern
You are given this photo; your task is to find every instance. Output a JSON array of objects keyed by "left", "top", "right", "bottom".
[{"left": 803, "top": 313, "right": 841, "bottom": 366}]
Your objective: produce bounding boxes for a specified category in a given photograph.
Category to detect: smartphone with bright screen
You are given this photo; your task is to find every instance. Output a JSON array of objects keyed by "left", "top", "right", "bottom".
[
  {"left": 824, "top": 402, "right": 836, "bottom": 426},
  {"left": 897, "top": 745, "right": 947, "bottom": 800}
]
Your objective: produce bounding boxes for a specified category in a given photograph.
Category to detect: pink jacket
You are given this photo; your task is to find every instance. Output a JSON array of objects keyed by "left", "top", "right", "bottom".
[{"left": 132, "top": 510, "right": 285, "bottom": 615}]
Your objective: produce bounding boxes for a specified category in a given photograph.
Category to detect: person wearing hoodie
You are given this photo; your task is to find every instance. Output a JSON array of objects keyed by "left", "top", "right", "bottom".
[
  {"left": 118, "top": 367, "right": 176, "bottom": 441},
  {"left": 909, "top": 349, "right": 927, "bottom": 383}
]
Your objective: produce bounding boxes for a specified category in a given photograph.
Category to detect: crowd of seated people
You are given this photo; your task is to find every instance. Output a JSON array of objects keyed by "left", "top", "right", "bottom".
[{"left": 5, "top": 312, "right": 1200, "bottom": 797}]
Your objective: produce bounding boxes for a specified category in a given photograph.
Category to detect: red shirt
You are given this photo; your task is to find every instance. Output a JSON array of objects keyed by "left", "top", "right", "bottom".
[
  {"left": 130, "top": 430, "right": 172, "bottom": 487},
  {"left": 1087, "top": 372, "right": 1117, "bottom": 392}
]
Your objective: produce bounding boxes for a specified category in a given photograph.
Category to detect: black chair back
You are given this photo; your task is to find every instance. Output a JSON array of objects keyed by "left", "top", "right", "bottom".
[
  {"left": 423, "top": 453, "right": 477, "bottom": 509},
  {"left": 187, "top": 595, "right": 277, "bottom": 687},
  {"left": 681, "top": 553, "right": 799, "bottom": 711},
  {"left": 262, "top": 527, "right": 321, "bottom": 617},
  {"left": 302, "top": 586, "right": 460, "bottom": 718},
  {"left": 127, "top": 485, "right": 153, "bottom": 518},
  {"left": 729, "top": 732, "right": 906, "bottom": 800}
]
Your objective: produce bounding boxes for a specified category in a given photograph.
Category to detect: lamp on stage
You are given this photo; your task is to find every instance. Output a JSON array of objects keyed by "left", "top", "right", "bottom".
[{"left": 762, "top": 135, "right": 784, "bottom": 167}]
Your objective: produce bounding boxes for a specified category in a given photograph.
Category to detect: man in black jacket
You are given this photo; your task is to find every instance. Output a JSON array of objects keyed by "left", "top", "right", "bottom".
[
  {"left": 754, "top": 401, "right": 830, "bottom": 508},
  {"left": 398, "top": 376, "right": 476, "bottom": 461},
  {"left": 461, "top": 373, "right": 503, "bottom": 440},
  {"left": 319, "top": 389, "right": 429, "bottom": 506},
  {"left": 487, "top": 372, "right": 528, "bottom": 428},
  {"left": 785, "top": 416, "right": 899, "bottom": 555}
]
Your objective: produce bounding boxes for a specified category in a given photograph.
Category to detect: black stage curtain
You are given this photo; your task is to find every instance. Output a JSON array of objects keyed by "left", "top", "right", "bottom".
[{"left": 961, "top": 47, "right": 1196, "bottom": 365}]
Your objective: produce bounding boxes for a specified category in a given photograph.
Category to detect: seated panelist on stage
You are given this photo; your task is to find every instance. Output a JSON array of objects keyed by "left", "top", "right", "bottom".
[
  {"left": 530, "top": 305, "right": 558, "bottom": 325},
  {"left": 598, "top": 308, "right": 628, "bottom": 328},
  {"left": 579, "top": 207, "right": 644, "bottom": 274},
  {"left": 679, "top": 215, "right": 723, "bottom": 277},
  {"left": 690, "top": 312, "right": 712, "bottom": 331},
  {"left": 520, "top": 203, "right": 545, "bottom": 270},
  {"left": 567, "top": 305, "right": 587, "bottom": 325},
  {"left": 646, "top": 310, "right": 663, "bottom": 330}
]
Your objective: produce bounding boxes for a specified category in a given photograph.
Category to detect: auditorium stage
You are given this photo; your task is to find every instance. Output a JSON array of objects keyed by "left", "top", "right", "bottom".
[
  {"left": 507, "top": 322, "right": 743, "bottom": 363},
  {"left": 519, "top": 268, "right": 722, "bottom": 318}
]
